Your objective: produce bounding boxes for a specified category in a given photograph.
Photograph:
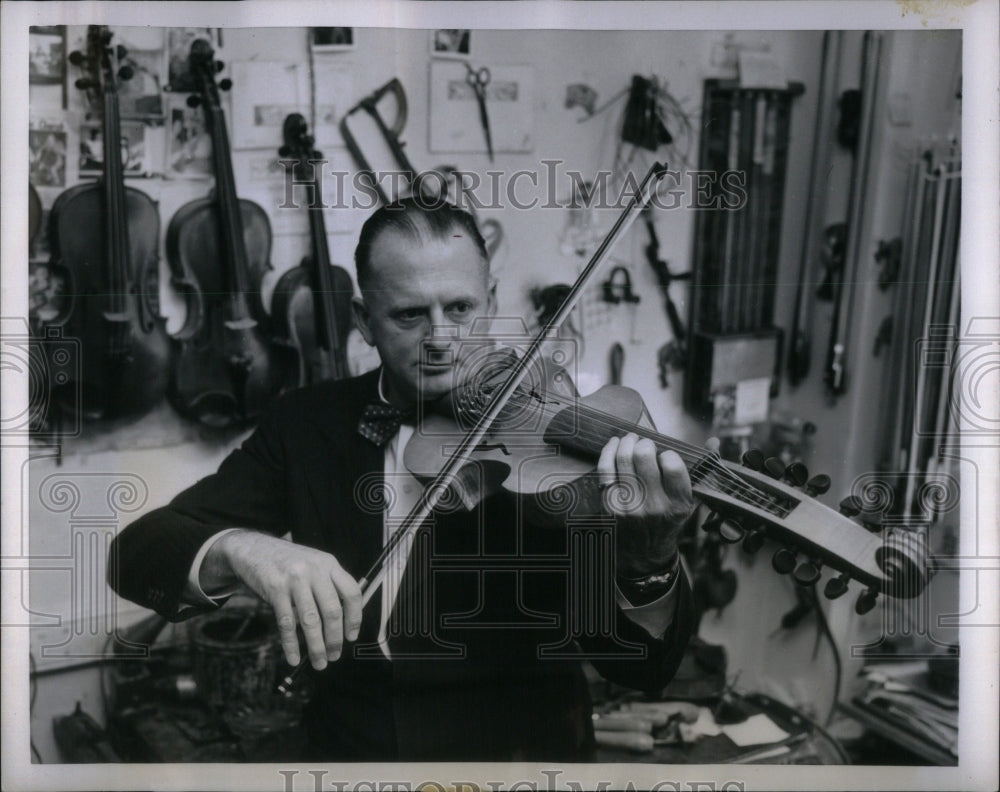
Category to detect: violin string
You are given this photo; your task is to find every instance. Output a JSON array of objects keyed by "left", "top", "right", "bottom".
[
  {"left": 496, "top": 391, "right": 769, "bottom": 505},
  {"left": 492, "top": 390, "right": 789, "bottom": 516},
  {"left": 105, "top": 55, "right": 125, "bottom": 355}
]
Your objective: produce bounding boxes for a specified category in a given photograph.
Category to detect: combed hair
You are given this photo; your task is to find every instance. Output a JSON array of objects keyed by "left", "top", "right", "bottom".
[{"left": 355, "top": 198, "right": 488, "bottom": 292}]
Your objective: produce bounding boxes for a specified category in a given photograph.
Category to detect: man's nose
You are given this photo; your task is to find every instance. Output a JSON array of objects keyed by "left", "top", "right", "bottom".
[{"left": 425, "top": 308, "right": 460, "bottom": 347}]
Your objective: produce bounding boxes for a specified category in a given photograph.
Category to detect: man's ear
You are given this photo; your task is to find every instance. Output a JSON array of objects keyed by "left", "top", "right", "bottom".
[{"left": 352, "top": 296, "right": 375, "bottom": 346}]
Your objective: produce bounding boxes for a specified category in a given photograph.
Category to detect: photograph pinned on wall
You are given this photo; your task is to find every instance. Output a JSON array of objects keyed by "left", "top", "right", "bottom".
[
  {"left": 79, "top": 119, "right": 151, "bottom": 177},
  {"left": 165, "top": 94, "right": 211, "bottom": 177},
  {"left": 431, "top": 28, "right": 472, "bottom": 58},
  {"left": 165, "top": 27, "right": 221, "bottom": 93},
  {"left": 28, "top": 119, "right": 68, "bottom": 188},
  {"left": 115, "top": 27, "right": 166, "bottom": 119},
  {"left": 30, "top": 208, "right": 52, "bottom": 262},
  {"left": 28, "top": 26, "right": 65, "bottom": 85},
  {"left": 29, "top": 260, "right": 67, "bottom": 325},
  {"left": 310, "top": 27, "right": 355, "bottom": 53}
]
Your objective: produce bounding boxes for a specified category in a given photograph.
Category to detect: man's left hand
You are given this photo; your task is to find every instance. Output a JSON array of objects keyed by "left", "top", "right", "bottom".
[{"left": 597, "top": 433, "right": 696, "bottom": 578}]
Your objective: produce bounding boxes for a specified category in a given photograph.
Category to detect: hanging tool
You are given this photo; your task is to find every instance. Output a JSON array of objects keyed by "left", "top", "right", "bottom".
[
  {"left": 609, "top": 342, "right": 624, "bottom": 386},
  {"left": 874, "top": 238, "right": 902, "bottom": 289},
  {"left": 825, "top": 32, "right": 883, "bottom": 399},
  {"left": 720, "top": 102, "right": 741, "bottom": 333},
  {"left": 657, "top": 342, "right": 683, "bottom": 388},
  {"left": 788, "top": 32, "right": 841, "bottom": 386},
  {"left": 643, "top": 207, "right": 690, "bottom": 362},
  {"left": 340, "top": 78, "right": 417, "bottom": 204},
  {"left": 601, "top": 265, "right": 642, "bottom": 342},
  {"left": 753, "top": 95, "right": 778, "bottom": 329},
  {"left": 464, "top": 63, "right": 494, "bottom": 161}
]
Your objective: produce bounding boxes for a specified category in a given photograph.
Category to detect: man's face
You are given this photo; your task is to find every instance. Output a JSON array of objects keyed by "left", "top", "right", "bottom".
[{"left": 353, "top": 226, "right": 495, "bottom": 406}]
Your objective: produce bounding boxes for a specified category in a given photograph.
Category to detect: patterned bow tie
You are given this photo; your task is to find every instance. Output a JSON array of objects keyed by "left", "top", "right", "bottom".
[{"left": 357, "top": 402, "right": 416, "bottom": 446}]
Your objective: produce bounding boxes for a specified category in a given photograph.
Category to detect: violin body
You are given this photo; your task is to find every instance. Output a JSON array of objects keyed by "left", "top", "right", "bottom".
[
  {"left": 38, "top": 26, "right": 171, "bottom": 422},
  {"left": 166, "top": 37, "right": 292, "bottom": 428},
  {"left": 44, "top": 177, "right": 170, "bottom": 420},
  {"left": 166, "top": 195, "right": 291, "bottom": 427},
  {"left": 270, "top": 113, "right": 355, "bottom": 387},
  {"left": 271, "top": 260, "right": 354, "bottom": 386}
]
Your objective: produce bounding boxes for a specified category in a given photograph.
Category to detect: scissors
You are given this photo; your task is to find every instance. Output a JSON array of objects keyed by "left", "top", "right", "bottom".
[{"left": 464, "top": 63, "right": 494, "bottom": 161}]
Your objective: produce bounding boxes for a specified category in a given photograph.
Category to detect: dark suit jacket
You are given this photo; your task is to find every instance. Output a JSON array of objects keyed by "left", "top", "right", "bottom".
[{"left": 108, "top": 368, "right": 694, "bottom": 761}]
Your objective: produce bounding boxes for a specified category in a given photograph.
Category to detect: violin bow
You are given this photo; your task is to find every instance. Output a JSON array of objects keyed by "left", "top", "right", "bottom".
[
  {"left": 358, "top": 162, "right": 670, "bottom": 603},
  {"left": 278, "top": 164, "right": 667, "bottom": 694}
]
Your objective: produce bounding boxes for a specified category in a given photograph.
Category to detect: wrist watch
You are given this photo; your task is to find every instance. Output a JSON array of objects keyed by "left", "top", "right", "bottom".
[{"left": 617, "top": 552, "right": 681, "bottom": 604}]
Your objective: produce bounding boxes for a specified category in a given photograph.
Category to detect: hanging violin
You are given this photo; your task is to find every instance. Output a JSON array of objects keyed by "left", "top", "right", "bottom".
[
  {"left": 280, "top": 164, "right": 934, "bottom": 693},
  {"left": 271, "top": 113, "right": 355, "bottom": 386},
  {"left": 165, "top": 39, "right": 292, "bottom": 428},
  {"left": 39, "top": 26, "right": 170, "bottom": 421}
]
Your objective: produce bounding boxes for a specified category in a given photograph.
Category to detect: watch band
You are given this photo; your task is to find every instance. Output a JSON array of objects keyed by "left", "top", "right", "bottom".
[{"left": 617, "top": 552, "right": 681, "bottom": 601}]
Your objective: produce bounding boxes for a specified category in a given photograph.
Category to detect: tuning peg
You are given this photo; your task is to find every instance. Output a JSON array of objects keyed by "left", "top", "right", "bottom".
[
  {"left": 742, "top": 527, "right": 766, "bottom": 554},
  {"left": 116, "top": 44, "right": 128, "bottom": 60},
  {"left": 783, "top": 462, "right": 809, "bottom": 487},
  {"left": 839, "top": 495, "right": 862, "bottom": 517},
  {"left": 215, "top": 60, "right": 225, "bottom": 72},
  {"left": 278, "top": 145, "right": 292, "bottom": 157},
  {"left": 68, "top": 50, "right": 86, "bottom": 66},
  {"left": 101, "top": 29, "right": 113, "bottom": 44},
  {"left": 313, "top": 147, "right": 323, "bottom": 159},
  {"left": 793, "top": 558, "right": 822, "bottom": 586},
  {"left": 717, "top": 519, "right": 744, "bottom": 544},
  {"left": 118, "top": 65, "right": 134, "bottom": 81},
  {"left": 855, "top": 587, "right": 879, "bottom": 615},
  {"left": 824, "top": 573, "right": 850, "bottom": 599},
  {"left": 701, "top": 512, "right": 722, "bottom": 534},
  {"left": 74, "top": 77, "right": 97, "bottom": 91},
  {"left": 860, "top": 511, "right": 886, "bottom": 533},
  {"left": 764, "top": 457, "right": 786, "bottom": 479},
  {"left": 186, "top": 95, "right": 202, "bottom": 108},
  {"left": 771, "top": 547, "right": 797, "bottom": 575},
  {"left": 219, "top": 78, "right": 233, "bottom": 91},
  {"left": 741, "top": 448, "right": 765, "bottom": 471},
  {"left": 804, "top": 474, "right": 832, "bottom": 497}
]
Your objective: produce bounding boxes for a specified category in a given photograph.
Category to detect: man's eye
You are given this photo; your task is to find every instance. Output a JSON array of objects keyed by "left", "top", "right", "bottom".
[
  {"left": 448, "top": 302, "right": 473, "bottom": 318},
  {"left": 396, "top": 310, "right": 423, "bottom": 322}
]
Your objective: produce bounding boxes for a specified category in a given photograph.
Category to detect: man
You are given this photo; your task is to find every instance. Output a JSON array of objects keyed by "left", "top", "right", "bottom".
[{"left": 109, "top": 198, "right": 696, "bottom": 761}]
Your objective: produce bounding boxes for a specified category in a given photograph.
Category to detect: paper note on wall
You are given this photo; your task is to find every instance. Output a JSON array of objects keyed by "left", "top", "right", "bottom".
[{"left": 735, "top": 376, "right": 770, "bottom": 425}]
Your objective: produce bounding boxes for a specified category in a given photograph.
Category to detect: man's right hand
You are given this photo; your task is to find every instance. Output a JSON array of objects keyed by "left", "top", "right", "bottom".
[{"left": 202, "top": 530, "right": 363, "bottom": 670}]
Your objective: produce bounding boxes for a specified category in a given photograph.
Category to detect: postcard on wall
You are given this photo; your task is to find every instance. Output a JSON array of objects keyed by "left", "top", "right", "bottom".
[
  {"left": 165, "top": 26, "right": 221, "bottom": 93},
  {"left": 29, "top": 117, "right": 68, "bottom": 189},
  {"left": 79, "top": 119, "right": 152, "bottom": 177},
  {"left": 164, "top": 93, "right": 211, "bottom": 178}
]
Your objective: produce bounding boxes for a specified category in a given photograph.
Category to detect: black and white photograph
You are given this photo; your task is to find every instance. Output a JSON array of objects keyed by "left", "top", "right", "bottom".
[
  {"left": 165, "top": 94, "right": 212, "bottom": 177},
  {"left": 79, "top": 119, "right": 149, "bottom": 176},
  {"left": 28, "top": 26, "right": 65, "bottom": 85},
  {"left": 311, "top": 26, "right": 355, "bottom": 52},
  {"left": 432, "top": 27, "right": 472, "bottom": 58},
  {"left": 165, "top": 26, "right": 220, "bottom": 93},
  {"left": 2, "top": 3, "right": 998, "bottom": 792},
  {"left": 28, "top": 122, "right": 67, "bottom": 187}
]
